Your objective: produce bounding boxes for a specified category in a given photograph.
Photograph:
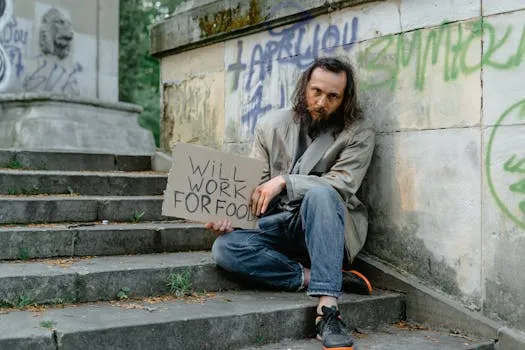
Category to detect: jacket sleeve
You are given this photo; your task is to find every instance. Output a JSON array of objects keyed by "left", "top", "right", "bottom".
[
  {"left": 250, "top": 122, "right": 271, "bottom": 184},
  {"left": 283, "top": 124, "right": 375, "bottom": 206}
]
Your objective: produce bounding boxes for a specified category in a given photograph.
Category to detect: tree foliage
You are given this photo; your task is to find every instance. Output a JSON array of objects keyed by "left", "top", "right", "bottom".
[{"left": 119, "top": 0, "right": 185, "bottom": 147}]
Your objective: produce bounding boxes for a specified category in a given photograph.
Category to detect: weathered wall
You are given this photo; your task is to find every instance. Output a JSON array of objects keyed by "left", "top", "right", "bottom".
[
  {"left": 0, "top": 0, "right": 118, "bottom": 100},
  {"left": 154, "top": 0, "right": 525, "bottom": 335}
]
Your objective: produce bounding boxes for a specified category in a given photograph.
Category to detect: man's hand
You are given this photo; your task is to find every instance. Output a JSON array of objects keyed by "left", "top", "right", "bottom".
[
  {"left": 205, "top": 219, "right": 233, "bottom": 236},
  {"left": 251, "top": 175, "right": 286, "bottom": 217}
]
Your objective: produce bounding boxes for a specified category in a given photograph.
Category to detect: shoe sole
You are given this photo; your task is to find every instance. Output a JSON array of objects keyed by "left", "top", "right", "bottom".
[
  {"left": 347, "top": 269, "right": 373, "bottom": 294},
  {"left": 317, "top": 334, "right": 354, "bottom": 350}
]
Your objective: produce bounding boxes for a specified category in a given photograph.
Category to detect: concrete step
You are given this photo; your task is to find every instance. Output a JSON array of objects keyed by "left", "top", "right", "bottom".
[
  {"left": 0, "top": 149, "right": 152, "bottom": 172},
  {"left": 0, "top": 290, "right": 405, "bottom": 350},
  {"left": 0, "top": 222, "right": 214, "bottom": 260},
  {"left": 0, "top": 195, "right": 165, "bottom": 224},
  {"left": 0, "top": 169, "right": 167, "bottom": 196},
  {"left": 240, "top": 324, "right": 495, "bottom": 350},
  {"left": 0, "top": 251, "right": 240, "bottom": 305}
]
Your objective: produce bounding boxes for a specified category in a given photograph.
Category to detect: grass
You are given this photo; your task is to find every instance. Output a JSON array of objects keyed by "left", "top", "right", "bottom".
[
  {"left": 255, "top": 335, "right": 265, "bottom": 344},
  {"left": 131, "top": 210, "right": 145, "bottom": 223},
  {"left": 66, "top": 186, "right": 75, "bottom": 195},
  {"left": 40, "top": 320, "right": 56, "bottom": 329},
  {"left": 0, "top": 295, "right": 79, "bottom": 311},
  {"left": 14, "top": 295, "right": 34, "bottom": 308},
  {"left": 7, "top": 186, "right": 40, "bottom": 195},
  {"left": 18, "top": 247, "right": 30, "bottom": 260},
  {"left": 117, "top": 287, "right": 131, "bottom": 300},
  {"left": 167, "top": 269, "right": 192, "bottom": 297},
  {"left": 0, "top": 295, "right": 35, "bottom": 308},
  {"left": 5, "top": 158, "right": 24, "bottom": 169}
]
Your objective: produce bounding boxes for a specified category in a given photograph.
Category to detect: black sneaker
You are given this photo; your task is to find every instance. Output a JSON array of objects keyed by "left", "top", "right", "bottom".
[
  {"left": 342, "top": 270, "right": 372, "bottom": 295},
  {"left": 316, "top": 306, "right": 354, "bottom": 350}
]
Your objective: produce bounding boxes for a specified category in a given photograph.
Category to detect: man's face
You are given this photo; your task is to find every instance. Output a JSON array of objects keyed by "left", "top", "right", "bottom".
[{"left": 306, "top": 67, "right": 347, "bottom": 121}]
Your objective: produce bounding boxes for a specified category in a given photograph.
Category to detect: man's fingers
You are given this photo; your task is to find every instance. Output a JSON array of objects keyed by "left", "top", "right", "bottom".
[
  {"left": 256, "top": 193, "right": 266, "bottom": 216},
  {"left": 205, "top": 221, "right": 233, "bottom": 236},
  {"left": 251, "top": 196, "right": 258, "bottom": 215},
  {"left": 251, "top": 189, "right": 261, "bottom": 215},
  {"left": 260, "top": 196, "right": 269, "bottom": 215}
]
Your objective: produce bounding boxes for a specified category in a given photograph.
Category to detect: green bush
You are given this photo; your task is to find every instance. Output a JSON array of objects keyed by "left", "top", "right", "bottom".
[{"left": 119, "top": 0, "right": 186, "bottom": 147}]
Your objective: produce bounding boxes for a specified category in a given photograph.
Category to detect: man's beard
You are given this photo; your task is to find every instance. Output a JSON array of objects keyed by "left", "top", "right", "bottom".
[{"left": 305, "top": 107, "right": 342, "bottom": 139}]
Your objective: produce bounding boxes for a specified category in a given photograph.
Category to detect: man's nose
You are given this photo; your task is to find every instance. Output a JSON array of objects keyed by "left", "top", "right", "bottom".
[{"left": 316, "top": 95, "right": 327, "bottom": 108}]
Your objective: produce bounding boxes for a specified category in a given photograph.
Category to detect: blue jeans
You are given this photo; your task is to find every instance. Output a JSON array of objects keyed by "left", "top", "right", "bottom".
[{"left": 212, "top": 187, "right": 348, "bottom": 298}]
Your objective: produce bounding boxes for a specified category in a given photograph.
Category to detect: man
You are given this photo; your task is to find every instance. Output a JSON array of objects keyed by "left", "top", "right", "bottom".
[{"left": 206, "top": 57, "right": 375, "bottom": 350}]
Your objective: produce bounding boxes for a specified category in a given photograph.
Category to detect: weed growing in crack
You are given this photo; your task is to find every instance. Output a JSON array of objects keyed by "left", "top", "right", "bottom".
[
  {"left": 0, "top": 295, "right": 35, "bottom": 308},
  {"left": 131, "top": 210, "right": 145, "bottom": 223},
  {"left": 18, "top": 247, "right": 30, "bottom": 260},
  {"left": 117, "top": 287, "right": 131, "bottom": 300},
  {"left": 167, "top": 269, "right": 192, "bottom": 297},
  {"left": 40, "top": 320, "right": 56, "bottom": 329},
  {"left": 5, "top": 159, "right": 23, "bottom": 169},
  {"left": 7, "top": 186, "right": 40, "bottom": 195},
  {"left": 66, "top": 186, "right": 76, "bottom": 195},
  {"left": 15, "top": 295, "right": 34, "bottom": 308}
]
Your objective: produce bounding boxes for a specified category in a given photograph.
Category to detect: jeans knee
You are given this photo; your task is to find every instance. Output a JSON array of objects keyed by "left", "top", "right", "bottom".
[
  {"left": 301, "top": 187, "right": 346, "bottom": 228},
  {"left": 211, "top": 235, "right": 229, "bottom": 268},
  {"left": 304, "top": 186, "right": 341, "bottom": 204}
]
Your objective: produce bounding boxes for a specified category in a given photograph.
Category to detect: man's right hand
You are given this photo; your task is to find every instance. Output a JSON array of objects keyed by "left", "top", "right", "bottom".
[{"left": 205, "top": 219, "right": 233, "bottom": 236}]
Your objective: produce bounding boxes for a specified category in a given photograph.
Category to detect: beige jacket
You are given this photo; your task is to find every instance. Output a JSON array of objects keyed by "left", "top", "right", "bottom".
[{"left": 250, "top": 109, "right": 375, "bottom": 262}]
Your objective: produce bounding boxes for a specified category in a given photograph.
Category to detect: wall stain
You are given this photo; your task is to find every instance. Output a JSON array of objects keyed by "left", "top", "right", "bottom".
[
  {"left": 366, "top": 211, "right": 463, "bottom": 298},
  {"left": 364, "top": 138, "right": 465, "bottom": 301},
  {"left": 162, "top": 75, "right": 222, "bottom": 150},
  {"left": 198, "top": 0, "right": 261, "bottom": 38},
  {"left": 484, "top": 236, "right": 525, "bottom": 330}
]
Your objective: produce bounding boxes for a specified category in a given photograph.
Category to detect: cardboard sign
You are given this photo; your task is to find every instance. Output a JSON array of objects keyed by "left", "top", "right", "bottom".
[{"left": 162, "top": 143, "right": 266, "bottom": 229}]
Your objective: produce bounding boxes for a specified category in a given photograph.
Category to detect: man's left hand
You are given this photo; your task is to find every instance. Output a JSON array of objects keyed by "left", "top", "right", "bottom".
[{"left": 251, "top": 175, "right": 286, "bottom": 217}]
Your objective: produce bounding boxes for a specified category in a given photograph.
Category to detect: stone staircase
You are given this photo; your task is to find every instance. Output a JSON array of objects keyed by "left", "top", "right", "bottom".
[{"left": 0, "top": 150, "right": 495, "bottom": 349}]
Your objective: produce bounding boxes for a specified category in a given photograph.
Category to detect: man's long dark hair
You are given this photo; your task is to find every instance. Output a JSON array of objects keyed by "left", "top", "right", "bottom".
[{"left": 292, "top": 57, "right": 362, "bottom": 137}]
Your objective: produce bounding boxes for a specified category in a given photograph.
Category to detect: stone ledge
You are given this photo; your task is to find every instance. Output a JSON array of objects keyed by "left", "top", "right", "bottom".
[
  {"left": 498, "top": 327, "right": 525, "bottom": 350},
  {"left": 354, "top": 254, "right": 505, "bottom": 342},
  {"left": 0, "top": 93, "right": 143, "bottom": 113},
  {"left": 0, "top": 290, "right": 403, "bottom": 349},
  {"left": 150, "top": 0, "right": 378, "bottom": 57},
  {"left": 0, "top": 94, "right": 154, "bottom": 155}
]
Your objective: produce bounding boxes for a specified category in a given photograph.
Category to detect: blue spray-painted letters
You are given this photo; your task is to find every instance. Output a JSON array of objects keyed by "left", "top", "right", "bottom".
[{"left": 228, "top": 13, "right": 359, "bottom": 135}]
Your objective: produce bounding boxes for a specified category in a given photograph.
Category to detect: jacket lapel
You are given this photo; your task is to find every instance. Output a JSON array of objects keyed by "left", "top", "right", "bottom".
[
  {"left": 285, "top": 118, "right": 300, "bottom": 172},
  {"left": 297, "top": 127, "right": 335, "bottom": 175}
]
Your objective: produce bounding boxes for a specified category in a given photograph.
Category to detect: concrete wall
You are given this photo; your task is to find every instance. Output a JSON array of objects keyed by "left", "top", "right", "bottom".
[
  {"left": 0, "top": 0, "right": 119, "bottom": 100},
  {"left": 153, "top": 0, "right": 525, "bottom": 334}
]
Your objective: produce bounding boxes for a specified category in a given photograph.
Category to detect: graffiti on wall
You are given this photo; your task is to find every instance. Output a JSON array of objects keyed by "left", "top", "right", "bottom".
[
  {"left": 226, "top": 1, "right": 525, "bottom": 138},
  {"left": 0, "top": 0, "right": 13, "bottom": 90},
  {"left": 0, "top": 5, "right": 83, "bottom": 95},
  {"left": 224, "top": 1, "right": 525, "bottom": 231},
  {"left": 23, "top": 55, "right": 83, "bottom": 96},
  {"left": 22, "top": 7, "right": 81, "bottom": 95},
  {"left": 0, "top": 16, "right": 29, "bottom": 79},
  {"left": 358, "top": 20, "right": 525, "bottom": 91},
  {"left": 486, "top": 99, "right": 525, "bottom": 230},
  {"left": 227, "top": 1, "right": 359, "bottom": 136}
]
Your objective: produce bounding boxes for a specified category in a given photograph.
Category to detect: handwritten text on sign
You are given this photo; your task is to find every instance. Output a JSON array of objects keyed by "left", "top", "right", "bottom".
[{"left": 162, "top": 143, "right": 265, "bottom": 229}]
